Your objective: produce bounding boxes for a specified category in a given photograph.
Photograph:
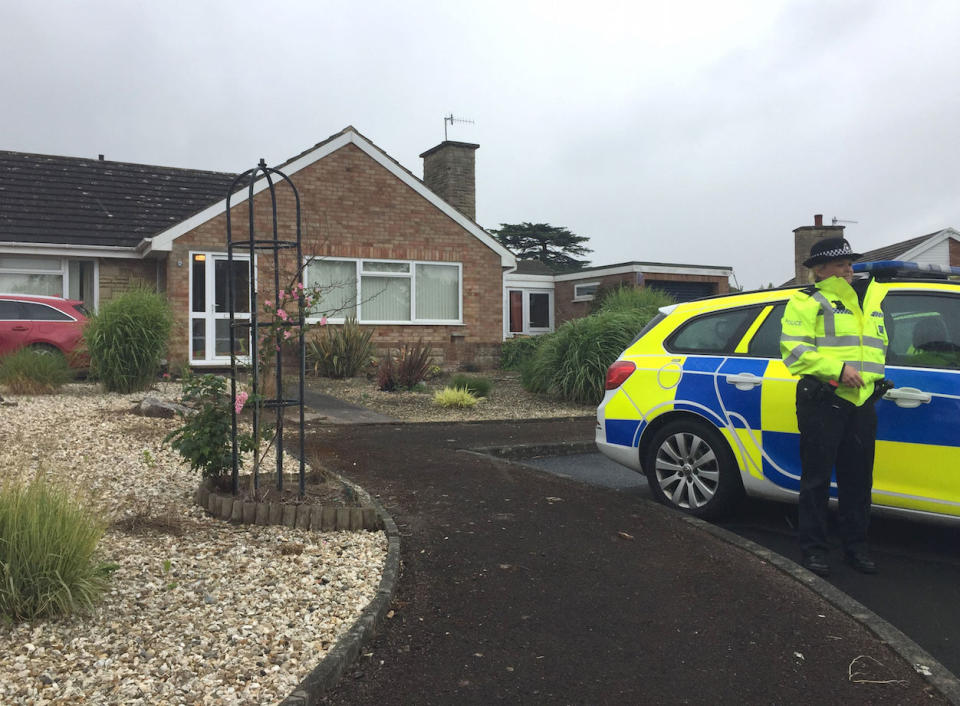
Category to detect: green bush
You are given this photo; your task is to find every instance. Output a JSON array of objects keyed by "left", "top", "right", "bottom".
[
  {"left": 594, "top": 285, "right": 675, "bottom": 316},
  {"left": 500, "top": 336, "right": 545, "bottom": 370},
  {"left": 164, "top": 374, "right": 261, "bottom": 479},
  {"left": 0, "top": 348, "right": 71, "bottom": 394},
  {"left": 84, "top": 288, "right": 173, "bottom": 393},
  {"left": 306, "top": 317, "right": 374, "bottom": 379},
  {"left": 0, "top": 476, "right": 116, "bottom": 621},
  {"left": 521, "top": 310, "right": 652, "bottom": 405},
  {"left": 377, "top": 340, "right": 433, "bottom": 391},
  {"left": 433, "top": 386, "right": 479, "bottom": 408},
  {"left": 448, "top": 373, "right": 493, "bottom": 398}
]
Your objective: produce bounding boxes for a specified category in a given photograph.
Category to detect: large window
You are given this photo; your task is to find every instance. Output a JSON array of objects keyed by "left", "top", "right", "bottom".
[
  {"left": 0, "top": 255, "right": 96, "bottom": 309},
  {"left": 306, "top": 258, "right": 461, "bottom": 324}
]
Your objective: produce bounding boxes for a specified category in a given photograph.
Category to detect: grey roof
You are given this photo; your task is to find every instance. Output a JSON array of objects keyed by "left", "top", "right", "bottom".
[
  {"left": 0, "top": 151, "right": 239, "bottom": 248},
  {"left": 856, "top": 231, "right": 943, "bottom": 262}
]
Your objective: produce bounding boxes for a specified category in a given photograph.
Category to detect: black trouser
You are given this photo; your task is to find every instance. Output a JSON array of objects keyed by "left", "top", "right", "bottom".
[{"left": 796, "top": 377, "right": 877, "bottom": 555}]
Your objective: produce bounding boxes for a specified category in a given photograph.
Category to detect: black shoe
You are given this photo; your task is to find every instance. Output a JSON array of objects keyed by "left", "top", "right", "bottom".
[
  {"left": 845, "top": 551, "right": 878, "bottom": 574},
  {"left": 802, "top": 553, "right": 830, "bottom": 577}
]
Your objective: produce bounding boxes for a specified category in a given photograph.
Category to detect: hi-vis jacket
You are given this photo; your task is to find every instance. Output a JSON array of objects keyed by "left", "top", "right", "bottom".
[{"left": 780, "top": 275, "right": 888, "bottom": 407}]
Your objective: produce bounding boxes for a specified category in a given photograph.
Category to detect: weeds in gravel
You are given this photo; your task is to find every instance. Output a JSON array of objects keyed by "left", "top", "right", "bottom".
[
  {"left": 433, "top": 386, "right": 479, "bottom": 408},
  {"left": 0, "top": 475, "right": 116, "bottom": 622},
  {"left": 0, "top": 348, "right": 71, "bottom": 394}
]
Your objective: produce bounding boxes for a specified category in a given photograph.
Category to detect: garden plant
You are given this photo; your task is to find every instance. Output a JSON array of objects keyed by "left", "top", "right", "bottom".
[
  {"left": 83, "top": 288, "right": 173, "bottom": 393},
  {"left": 0, "top": 348, "right": 71, "bottom": 394},
  {"left": 0, "top": 475, "right": 116, "bottom": 621}
]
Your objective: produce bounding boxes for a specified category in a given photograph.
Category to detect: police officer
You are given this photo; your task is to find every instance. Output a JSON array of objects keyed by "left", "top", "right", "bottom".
[{"left": 780, "top": 237, "right": 888, "bottom": 577}]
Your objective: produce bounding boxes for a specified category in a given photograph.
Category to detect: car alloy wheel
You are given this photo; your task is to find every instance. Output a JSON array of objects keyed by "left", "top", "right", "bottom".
[{"left": 644, "top": 419, "right": 742, "bottom": 519}]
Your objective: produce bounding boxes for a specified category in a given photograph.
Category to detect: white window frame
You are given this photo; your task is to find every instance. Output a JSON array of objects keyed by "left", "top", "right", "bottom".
[
  {"left": 188, "top": 250, "right": 255, "bottom": 366},
  {"left": 0, "top": 255, "right": 99, "bottom": 308},
  {"left": 305, "top": 257, "right": 463, "bottom": 325},
  {"left": 573, "top": 281, "right": 600, "bottom": 302}
]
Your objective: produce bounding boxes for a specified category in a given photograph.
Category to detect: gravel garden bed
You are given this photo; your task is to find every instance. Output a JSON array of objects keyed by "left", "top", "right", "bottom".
[{"left": 0, "top": 382, "right": 387, "bottom": 705}]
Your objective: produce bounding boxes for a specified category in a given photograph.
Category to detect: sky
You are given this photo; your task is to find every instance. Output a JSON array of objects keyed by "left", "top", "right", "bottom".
[{"left": 3, "top": 0, "right": 960, "bottom": 289}]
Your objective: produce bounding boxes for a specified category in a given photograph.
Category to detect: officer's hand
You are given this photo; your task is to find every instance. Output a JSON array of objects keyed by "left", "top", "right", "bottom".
[{"left": 840, "top": 364, "right": 865, "bottom": 388}]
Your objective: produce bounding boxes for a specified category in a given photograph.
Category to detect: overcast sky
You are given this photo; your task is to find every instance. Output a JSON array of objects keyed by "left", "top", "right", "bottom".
[{"left": 4, "top": 0, "right": 959, "bottom": 288}]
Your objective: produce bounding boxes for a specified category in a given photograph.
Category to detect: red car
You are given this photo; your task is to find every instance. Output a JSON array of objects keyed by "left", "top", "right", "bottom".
[{"left": 0, "top": 294, "right": 90, "bottom": 367}]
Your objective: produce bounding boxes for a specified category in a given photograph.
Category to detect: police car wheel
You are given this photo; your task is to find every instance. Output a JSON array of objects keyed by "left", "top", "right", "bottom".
[{"left": 644, "top": 420, "right": 742, "bottom": 520}]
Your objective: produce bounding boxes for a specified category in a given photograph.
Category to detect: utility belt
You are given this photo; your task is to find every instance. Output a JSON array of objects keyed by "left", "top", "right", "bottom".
[{"left": 798, "top": 375, "right": 894, "bottom": 405}]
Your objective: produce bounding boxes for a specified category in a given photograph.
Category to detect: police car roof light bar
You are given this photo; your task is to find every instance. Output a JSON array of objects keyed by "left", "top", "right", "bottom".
[{"left": 852, "top": 260, "right": 960, "bottom": 280}]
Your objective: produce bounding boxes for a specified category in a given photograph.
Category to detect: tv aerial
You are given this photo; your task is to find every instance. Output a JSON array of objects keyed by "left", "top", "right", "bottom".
[
  {"left": 444, "top": 113, "right": 475, "bottom": 141},
  {"left": 832, "top": 217, "right": 859, "bottom": 226}
]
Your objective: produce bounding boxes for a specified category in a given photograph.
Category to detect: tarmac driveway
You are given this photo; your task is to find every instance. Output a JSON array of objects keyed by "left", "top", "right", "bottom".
[{"left": 307, "top": 418, "right": 944, "bottom": 704}]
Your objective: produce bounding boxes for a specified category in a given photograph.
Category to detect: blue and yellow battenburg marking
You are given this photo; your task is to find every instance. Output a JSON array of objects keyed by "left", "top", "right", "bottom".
[{"left": 598, "top": 283, "right": 960, "bottom": 520}]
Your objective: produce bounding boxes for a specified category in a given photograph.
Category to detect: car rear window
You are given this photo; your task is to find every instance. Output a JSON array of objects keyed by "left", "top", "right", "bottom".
[
  {"left": 0, "top": 301, "right": 23, "bottom": 320},
  {"left": 666, "top": 307, "right": 757, "bottom": 354},
  {"left": 21, "top": 302, "right": 73, "bottom": 321},
  {"left": 72, "top": 303, "right": 91, "bottom": 318},
  {"left": 746, "top": 304, "right": 787, "bottom": 358}
]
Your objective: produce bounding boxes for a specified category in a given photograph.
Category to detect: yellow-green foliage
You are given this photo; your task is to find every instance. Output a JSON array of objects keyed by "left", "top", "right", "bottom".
[
  {"left": 433, "top": 386, "right": 479, "bottom": 408},
  {"left": 0, "top": 475, "right": 115, "bottom": 621}
]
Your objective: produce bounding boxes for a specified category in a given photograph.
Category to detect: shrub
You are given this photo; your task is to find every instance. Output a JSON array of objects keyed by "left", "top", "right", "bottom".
[
  {"left": 84, "top": 288, "right": 173, "bottom": 393},
  {"left": 593, "top": 284, "right": 675, "bottom": 317},
  {"left": 165, "top": 374, "right": 260, "bottom": 479},
  {"left": 376, "top": 340, "right": 433, "bottom": 391},
  {"left": 0, "top": 348, "right": 71, "bottom": 394},
  {"left": 306, "top": 317, "right": 374, "bottom": 379},
  {"left": 449, "top": 373, "right": 493, "bottom": 398},
  {"left": 433, "top": 386, "right": 479, "bottom": 408},
  {"left": 521, "top": 310, "right": 652, "bottom": 405},
  {"left": 0, "top": 475, "right": 116, "bottom": 621},
  {"left": 500, "top": 335, "right": 545, "bottom": 370}
]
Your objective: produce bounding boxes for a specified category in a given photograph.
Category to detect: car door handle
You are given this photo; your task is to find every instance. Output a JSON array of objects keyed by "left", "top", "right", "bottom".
[
  {"left": 884, "top": 387, "right": 932, "bottom": 408},
  {"left": 725, "top": 372, "right": 762, "bottom": 390},
  {"left": 12, "top": 325, "right": 28, "bottom": 331}
]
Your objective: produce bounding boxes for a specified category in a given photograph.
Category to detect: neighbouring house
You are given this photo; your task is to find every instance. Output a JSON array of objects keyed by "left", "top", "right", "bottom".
[
  {"left": 0, "top": 127, "right": 515, "bottom": 369},
  {"left": 503, "top": 259, "right": 733, "bottom": 337},
  {"left": 786, "top": 214, "right": 960, "bottom": 285}
]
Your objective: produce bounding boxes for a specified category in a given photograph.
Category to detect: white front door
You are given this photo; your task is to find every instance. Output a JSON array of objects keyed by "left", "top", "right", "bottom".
[{"left": 189, "top": 251, "right": 252, "bottom": 364}]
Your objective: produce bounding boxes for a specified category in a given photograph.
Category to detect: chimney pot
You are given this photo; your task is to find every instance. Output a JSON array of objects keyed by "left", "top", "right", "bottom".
[{"left": 814, "top": 214, "right": 823, "bottom": 226}]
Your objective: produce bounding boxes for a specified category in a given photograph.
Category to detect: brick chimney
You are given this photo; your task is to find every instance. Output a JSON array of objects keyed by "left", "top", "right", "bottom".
[
  {"left": 420, "top": 141, "right": 479, "bottom": 221},
  {"left": 793, "top": 214, "right": 845, "bottom": 283}
]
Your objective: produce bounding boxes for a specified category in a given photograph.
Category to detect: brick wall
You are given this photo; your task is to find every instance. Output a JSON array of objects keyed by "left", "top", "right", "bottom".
[
  {"left": 554, "top": 271, "right": 728, "bottom": 326},
  {"left": 950, "top": 237, "right": 960, "bottom": 267},
  {"left": 420, "top": 141, "right": 478, "bottom": 221},
  {"left": 98, "top": 258, "right": 161, "bottom": 301},
  {"left": 164, "top": 143, "right": 503, "bottom": 368},
  {"left": 792, "top": 221, "right": 846, "bottom": 284}
]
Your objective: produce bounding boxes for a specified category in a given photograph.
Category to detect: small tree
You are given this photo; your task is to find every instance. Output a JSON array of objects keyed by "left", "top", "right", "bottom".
[{"left": 489, "top": 222, "right": 592, "bottom": 273}]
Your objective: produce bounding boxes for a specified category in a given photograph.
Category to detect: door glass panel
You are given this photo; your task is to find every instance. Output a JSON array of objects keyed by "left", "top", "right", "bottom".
[
  {"left": 192, "top": 259, "right": 205, "bottom": 313},
  {"left": 509, "top": 291, "right": 523, "bottom": 333},
  {"left": 667, "top": 308, "right": 755, "bottom": 354},
  {"left": 529, "top": 293, "right": 550, "bottom": 329},
  {"left": 747, "top": 304, "right": 786, "bottom": 358},
  {"left": 215, "top": 319, "right": 249, "bottom": 357},
  {"left": 192, "top": 319, "right": 205, "bottom": 359},
  {"left": 215, "top": 259, "right": 250, "bottom": 314}
]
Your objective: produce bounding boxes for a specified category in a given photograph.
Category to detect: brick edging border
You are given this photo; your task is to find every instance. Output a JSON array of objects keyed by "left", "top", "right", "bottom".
[
  {"left": 279, "top": 488, "right": 401, "bottom": 706},
  {"left": 195, "top": 479, "right": 382, "bottom": 531}
]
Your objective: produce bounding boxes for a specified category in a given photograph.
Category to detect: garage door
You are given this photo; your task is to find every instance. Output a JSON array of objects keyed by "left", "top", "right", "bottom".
[{"left": 645, "top": 280, "right": 716, "bottom": 302}]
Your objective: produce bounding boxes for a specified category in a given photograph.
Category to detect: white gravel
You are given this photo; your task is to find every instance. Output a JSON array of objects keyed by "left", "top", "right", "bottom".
[{"left": 0, "top": 382, "right": 387, "bottom": 705}]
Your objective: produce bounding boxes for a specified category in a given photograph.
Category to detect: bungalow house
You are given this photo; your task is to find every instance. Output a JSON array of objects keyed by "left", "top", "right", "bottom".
[
  {"left": 503, "top": 259, "right": 733, "bottom": 337},
  {"left": 786, "top": 214, "right": 960, "bottom": 285},
  {"left": 0, "top": 127, "right": 515, "bottom": 369}
]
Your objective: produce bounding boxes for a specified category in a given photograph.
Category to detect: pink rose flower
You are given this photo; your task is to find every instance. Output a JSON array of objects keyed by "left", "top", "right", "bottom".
[
  {"left": 319, "top": 316, "right": 328, "bottom": 325},
  {"left": 264, "top": 300, "right": 273, "bottom": 310},
  {"left": 234, "top": 391, "right": 249, "bottom": 414},
  {"left": 277, "top": 308, "right": 288, "bottom": 321}
]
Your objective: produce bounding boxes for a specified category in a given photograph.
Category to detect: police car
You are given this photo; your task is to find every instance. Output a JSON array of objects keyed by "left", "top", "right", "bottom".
[{"left": 595, "top": 261, "right": 960, "bottom": 522}]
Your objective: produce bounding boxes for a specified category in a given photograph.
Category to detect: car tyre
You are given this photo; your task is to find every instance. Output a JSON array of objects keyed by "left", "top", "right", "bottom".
[
  {"left": 644, "top": 419, "right": 743, "bottom": 520},
  {"left": 30, "top": 343, "right": 66, "bottom": 361}
]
